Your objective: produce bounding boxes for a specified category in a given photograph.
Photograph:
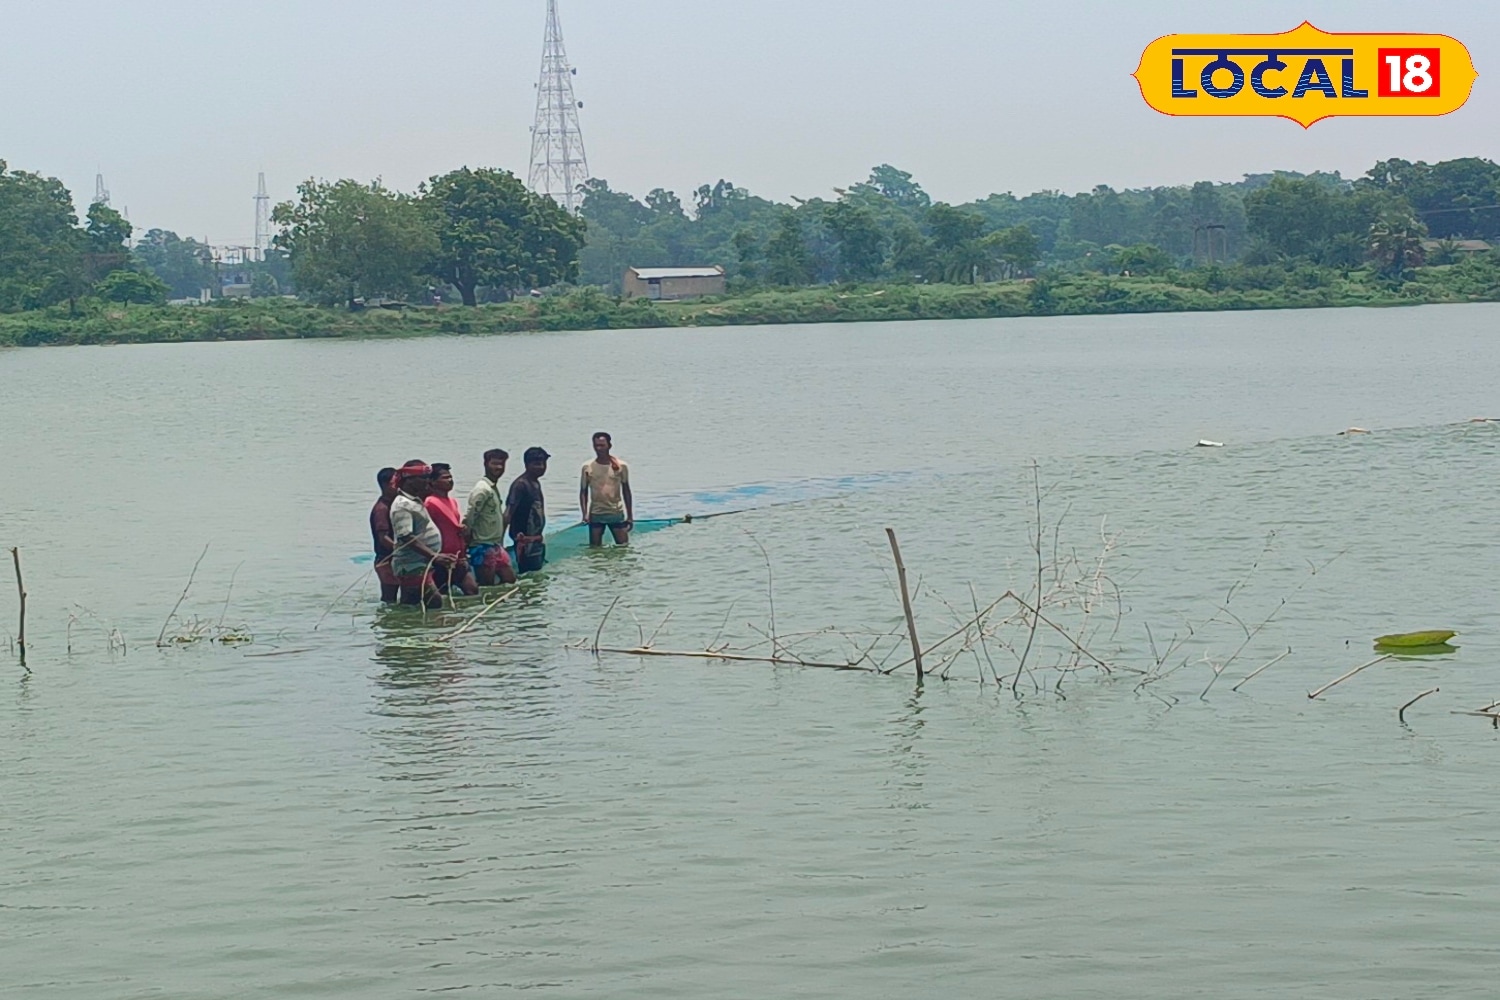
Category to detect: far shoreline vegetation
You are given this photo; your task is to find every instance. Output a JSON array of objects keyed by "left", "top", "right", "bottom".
[{"left": 3, "top": 156, "right": 1500, "bottom": 348}]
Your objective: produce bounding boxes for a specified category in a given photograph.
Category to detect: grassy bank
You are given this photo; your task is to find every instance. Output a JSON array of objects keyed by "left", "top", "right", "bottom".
[{"left": 4, "top": 263, "right": 1499, "bottom": 348}]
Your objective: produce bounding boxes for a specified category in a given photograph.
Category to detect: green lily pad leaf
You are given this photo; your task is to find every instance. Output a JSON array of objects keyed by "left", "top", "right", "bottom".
[{"left": 1375, "top": 629, "right": 1458, "bottom": 647}]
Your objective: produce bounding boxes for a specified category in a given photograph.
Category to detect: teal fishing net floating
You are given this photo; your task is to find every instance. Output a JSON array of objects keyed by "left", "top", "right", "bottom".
[{"left": 353, "top": 473, "right": 914, "bottom": 569}]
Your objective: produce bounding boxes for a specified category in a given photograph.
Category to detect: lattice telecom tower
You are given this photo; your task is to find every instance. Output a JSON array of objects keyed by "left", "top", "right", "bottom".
[
  {"left": 254, "top": 173, "right": 270, "bottom": 261},
  {"left": 527, "top": 0, "right": 590, "bottom": 213},
  {"left": 93, "top": 172, "right": 110, "bottom": 207}
]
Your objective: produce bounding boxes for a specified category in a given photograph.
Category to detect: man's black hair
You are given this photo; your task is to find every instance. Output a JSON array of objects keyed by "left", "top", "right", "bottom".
[
  {"left": 483, "top": 448, "right": 509, "bottom": 463},
  {"left": 523, "top": 446, "right": 549, "bottom": 465},
  {"left": 377, "top": 467, "right": 397, "bottom": 488},
  {"left": 592, "top": 431, "right": 612, "bottom": 444},
  {"left": 431, "top": 463, "right": 452, "bottom": 475}
]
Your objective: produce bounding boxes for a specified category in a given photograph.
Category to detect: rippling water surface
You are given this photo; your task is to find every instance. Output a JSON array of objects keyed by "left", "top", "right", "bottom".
[{"left": 4, "top": 306, "right": 1500, "bottom": 998}]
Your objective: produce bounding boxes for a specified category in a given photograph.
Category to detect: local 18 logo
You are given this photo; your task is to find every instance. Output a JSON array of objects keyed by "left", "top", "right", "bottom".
[{"left": 1133, "top": 22, "right": 1477, "bottom": 127}]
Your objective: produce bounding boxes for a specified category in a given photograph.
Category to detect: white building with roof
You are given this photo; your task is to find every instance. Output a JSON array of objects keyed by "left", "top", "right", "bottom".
[{"left": 622, "top": 265, "right": 726, "bottom": 300}]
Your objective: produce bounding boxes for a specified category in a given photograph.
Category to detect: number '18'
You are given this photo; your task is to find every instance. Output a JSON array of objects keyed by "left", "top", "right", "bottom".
[
  {"left": 1385, "top": 54, "right": 1431, "bottom": 93},
  {"left": 1377, "top": 48, "right": 1441, "bottom": 97}
]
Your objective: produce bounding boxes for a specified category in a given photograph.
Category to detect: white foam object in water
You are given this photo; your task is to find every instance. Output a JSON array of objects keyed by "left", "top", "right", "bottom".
[{"left": 1196, "top": 440, "right": 1224, "bottom": 448}]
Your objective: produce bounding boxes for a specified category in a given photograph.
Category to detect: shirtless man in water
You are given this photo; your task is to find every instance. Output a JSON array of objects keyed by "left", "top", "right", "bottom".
[{"left": 580, "top": 432, "right": 633, "bottom": 547}]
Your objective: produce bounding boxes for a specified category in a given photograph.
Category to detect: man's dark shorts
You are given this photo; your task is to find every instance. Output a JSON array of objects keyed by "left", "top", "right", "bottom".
[{"left": 514, "top": 539, "right": 546, "bottom": 574}]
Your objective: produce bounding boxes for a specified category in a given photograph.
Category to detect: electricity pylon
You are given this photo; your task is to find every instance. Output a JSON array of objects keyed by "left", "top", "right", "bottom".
[
  {"left": 254, "top": 173, "right": 270, "bottom": 261},
  {"left": 527, "top": 0, "right": 590, "bottom": 213}
]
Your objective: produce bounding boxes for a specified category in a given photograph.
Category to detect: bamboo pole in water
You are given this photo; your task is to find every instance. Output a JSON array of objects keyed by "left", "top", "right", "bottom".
[
  {"left": 885, "top": 529, "right": 923, "bottom": 682},
  {"left": 1308, "top": 654, "right": 1392, "bottom": 699},
  {"left": 10, "top": 547, "right": 25, "bottom": 669},
  {"left": 592, "top": 645, "right": 875, "bottom": 672},
  {"left": 1230, "top": 648, "right": 1292, "bottom": 693},
  {"left": 439, "top": 587, "right": 520, "bottom": 643}
]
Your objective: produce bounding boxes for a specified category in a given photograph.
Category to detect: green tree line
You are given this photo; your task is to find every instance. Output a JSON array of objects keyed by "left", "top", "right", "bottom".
[
  {"left": 4, "top": 154, "right": 1500, "bottom": 317},
  {"left": 580, "top": 156, "right": 1500, "bottom": 290}
]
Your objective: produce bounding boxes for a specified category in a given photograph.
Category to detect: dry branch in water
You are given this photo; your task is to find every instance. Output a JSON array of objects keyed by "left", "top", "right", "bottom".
[
  {"left": 10, "top": 547, "right": 26, "bottom": 672},
  {"left": 1398, "top": 687, "right": 1440, "bottom": 722},
  {"left": 439, "top": 587, "right": 520, "bottom": 643},
  {"left": 1231, "top": 648, "right": 1291, "bottom": 693},
  {"left": 591, "top": 645, "right": 877, "bottom": 672},
  {"left": 158, "top": 544, "right": 210, "bottom": 647},
  {"left": 885, "top": 529, "right": 924, "bottom": 682},
  {"left": 155, "top": 545, "right": 255, "bottom": 647},
  {"left": 577, "top": 467, "right": 1341, "bottom": 710},
  {"left": 586, "top": 474, "right": 1139, "bottom": 695},
  {"left": 1308, "top": 655, "right": 1392, "bottom": 700}
]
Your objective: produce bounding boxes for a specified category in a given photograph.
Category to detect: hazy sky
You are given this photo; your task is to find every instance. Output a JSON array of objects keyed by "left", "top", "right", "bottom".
[{"left": 1, "top": 1, "right": 1494, "bottom": 244}]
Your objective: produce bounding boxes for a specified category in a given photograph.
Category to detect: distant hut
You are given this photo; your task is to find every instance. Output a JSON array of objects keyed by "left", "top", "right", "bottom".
[{"left": 622, "top": 266, "right": 726, "bottom": 301}]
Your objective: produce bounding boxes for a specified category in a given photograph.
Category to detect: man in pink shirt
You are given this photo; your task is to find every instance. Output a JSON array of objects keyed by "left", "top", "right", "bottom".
[{"left": 424, "top": 463, "right": 479, "bottom": 596}]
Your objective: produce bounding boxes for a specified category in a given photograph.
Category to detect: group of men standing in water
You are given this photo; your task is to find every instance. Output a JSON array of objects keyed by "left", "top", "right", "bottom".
[{"left": 368, "top": 432, "right": 634, "bottom": 606}]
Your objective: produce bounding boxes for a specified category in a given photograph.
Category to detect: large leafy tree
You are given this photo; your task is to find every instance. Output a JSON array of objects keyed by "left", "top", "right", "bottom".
[
  {"left": 272, "top": 178, "right": 437, "bottom": 308},
  {"left": 86, "top": 203, "right": 131, "bottom": 253},
  {"left": 96, "top": 268, "right": 168, "bottom": 305},
  {"left": 422, "top": 167, "right": 585, "bottom": 305},
  {"left": 83, "top": 202, "right": 134, "bottom": 287},
  {"left": 857, "top": 164, "right": 931, "bottom": 212},
  {"left": 0, "top": 160, "right": 88, "bottom": 311}
]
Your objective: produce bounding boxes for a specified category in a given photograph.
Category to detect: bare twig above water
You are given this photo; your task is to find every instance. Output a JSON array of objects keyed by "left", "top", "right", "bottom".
[
  {"left": 593, "top": 645, "right": 877, "bottom": 672},
  {"left": 438, "top": 587, "right": 520, "bottom": 643},
  {"left": 885, "top": 528, "right": 923, "bottom": 683},
  {"left": 741, "top": 528, "right": 779, "bottom": 660},
  {"left": 1012, "top": 461, "right": 1046, "bottom": 696},
  {"left": 970, "top": 582, "right": 1000, "bottom": 686},
  {"left": 1398, "top": 687, "right": 1440, "bottom": 723},
  {"left": 314, "top": 567, "right": 374, "bottom": 632},
  {"left": 1308, "top": 655, "right": 1392, "bottom": 700},
  {"left": 66, "top": 605, "right": 127, "bottom": 657},
  {"left": 1230, "top": 647, "right": 1292, "bottom": 693},
  {"left": 157, "top": 543, "right": 209, "bottom": 647},
  {"left": 643, "top": 610, "right": 673, "bottom": 649},
  {"left": 217, "top": 561, "right": 244, "bottom": 628},
  {"left": 10, "top": 547, "right": 27, "bottom": 672},
  {"left": 576, "top": 466, "right": 1348, "bottom": 719},
  {"left": 592, "top": 595, "right": 622, "bottom": 654}
]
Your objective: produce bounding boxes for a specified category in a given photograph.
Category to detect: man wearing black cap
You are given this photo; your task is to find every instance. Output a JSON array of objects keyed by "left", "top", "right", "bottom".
[{"left": 506, "top": 446, "right": 549, "bottom": 573}]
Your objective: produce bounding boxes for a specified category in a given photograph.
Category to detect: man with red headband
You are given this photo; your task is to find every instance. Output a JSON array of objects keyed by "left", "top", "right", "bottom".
[{"left": 388, "top": 461, "right": 452, "bottom": 607}]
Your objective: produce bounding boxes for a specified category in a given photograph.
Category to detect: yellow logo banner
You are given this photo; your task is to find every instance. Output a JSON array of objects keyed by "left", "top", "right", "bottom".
[{"left": 1133, "top": 22, "right": 1477, "bottom": 127}]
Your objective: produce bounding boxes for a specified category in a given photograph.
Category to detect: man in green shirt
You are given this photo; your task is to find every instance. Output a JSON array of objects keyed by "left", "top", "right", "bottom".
[{"left": 465, "top": 448, "right": 517, "bottom": 587}]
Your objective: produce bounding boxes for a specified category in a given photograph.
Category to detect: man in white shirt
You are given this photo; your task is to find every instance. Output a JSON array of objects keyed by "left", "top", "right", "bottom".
[
  {"left": 388, "top": 461, "right": 453, "bottom": 607},
  {"left": 579, "top": 431, "right": 633, "bottom": 548}
]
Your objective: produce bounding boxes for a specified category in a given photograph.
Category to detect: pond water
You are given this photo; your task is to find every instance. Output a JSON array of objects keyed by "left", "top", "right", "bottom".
[{"left": 3, "top": 304, "right": 1500, "bottom": 998}]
